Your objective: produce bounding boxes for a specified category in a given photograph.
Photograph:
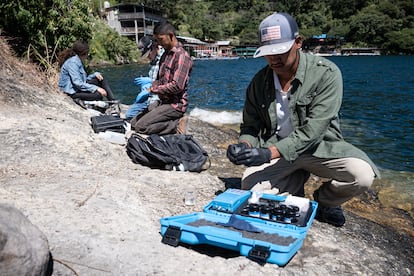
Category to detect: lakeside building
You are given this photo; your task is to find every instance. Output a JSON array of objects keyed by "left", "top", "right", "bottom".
[
  {"left": 191, "top": 40, "right": 239, "bottom": 59},
  {"left": 175, "top": 36, "right": 207, "bottom": 57},
  {"left": 340, "top": 48, "right": 381, "bottom": 56},
  {"left": 302, "top": 34, "right": 343, "bottom": 55},
  {"left": 103, "top": 2, "right": 164, "bottom": 45},
  {"left": 302, "top": 34, "right": 382, "bottom": 56},
  {"left": 234, "top": 46, "right": 257, "bottom": 58}
]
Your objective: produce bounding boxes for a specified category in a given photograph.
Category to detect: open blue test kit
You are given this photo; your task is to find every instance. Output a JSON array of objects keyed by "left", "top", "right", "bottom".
[{"left": 160, "top": 189, "right": 318, "bottom": 266}]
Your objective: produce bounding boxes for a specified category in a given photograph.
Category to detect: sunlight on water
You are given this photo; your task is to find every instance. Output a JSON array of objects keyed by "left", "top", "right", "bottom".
[
  {"left": 189, "top": 107, "right": 242, "bottom": 125},
  {"left": 374, "top": 170, "right": 414, "bottom": 218}
]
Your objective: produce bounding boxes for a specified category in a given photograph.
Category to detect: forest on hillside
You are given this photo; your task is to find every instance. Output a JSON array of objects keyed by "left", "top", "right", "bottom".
[
  {"left": 1, "top": 0, "right": 413, "bottom": 68},
  {"left": 115, "top": 0, "right": 414, "bottom": 53}
]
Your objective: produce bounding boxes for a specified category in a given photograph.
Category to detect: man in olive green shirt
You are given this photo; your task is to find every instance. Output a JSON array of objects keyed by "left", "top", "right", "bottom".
[{"left": 227, "top": 12, "right": 379, "bottom": 227}]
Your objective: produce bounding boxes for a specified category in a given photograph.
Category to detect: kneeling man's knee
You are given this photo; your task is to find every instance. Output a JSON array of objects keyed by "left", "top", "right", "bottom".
[{"left": 350, "top": 158, "right": 375, "bottom": 189}]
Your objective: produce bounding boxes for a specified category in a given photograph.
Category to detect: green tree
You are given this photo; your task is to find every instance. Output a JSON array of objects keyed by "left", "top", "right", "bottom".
[
  {"left": 348, "top": 6, "right": 396, "bottom": 46},
  {"left": 383, "top": 28, "right": 414, "bottom": 54},
  {"left": 90, "top": 18, "right": 140, "bottom": 65},
  {"left": 0, "top": 0, "right": 141, "bottom": 67},
  {"left": 329, "top": 0, "right": 368, "bottom": 19},
  {"left": 0, "top": 0, "right": 93, "bottom": 62}
]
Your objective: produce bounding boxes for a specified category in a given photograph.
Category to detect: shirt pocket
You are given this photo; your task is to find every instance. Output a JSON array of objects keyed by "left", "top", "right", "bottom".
[{"left": 295, "top": 92, "right": 315, "bottom": 126}]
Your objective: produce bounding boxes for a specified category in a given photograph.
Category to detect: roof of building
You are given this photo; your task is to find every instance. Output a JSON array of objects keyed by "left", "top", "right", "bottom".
[
  {"left": 217, "top": 41, "right": 231, "bottom": 46},
  {"left": 177, "top": 36, "right": 207, "bottom": 45}
]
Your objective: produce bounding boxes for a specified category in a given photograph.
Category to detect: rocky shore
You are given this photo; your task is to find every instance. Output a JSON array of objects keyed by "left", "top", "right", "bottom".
[{"left": 0, "top": 38, "right": 413, "bottom": 275}]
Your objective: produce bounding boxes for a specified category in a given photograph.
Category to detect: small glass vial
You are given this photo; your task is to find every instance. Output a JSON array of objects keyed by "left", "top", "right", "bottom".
[{"left": 184, "top": 190, "right": 196, "bottom": 206}]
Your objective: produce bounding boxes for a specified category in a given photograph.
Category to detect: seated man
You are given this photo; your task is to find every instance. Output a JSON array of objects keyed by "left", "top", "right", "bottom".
[
  {"left": 130, "top": 21, "right": 193, "bottom": 135},
  {"left": 226, "top": 12, "right": 380, "bottom": 227}
]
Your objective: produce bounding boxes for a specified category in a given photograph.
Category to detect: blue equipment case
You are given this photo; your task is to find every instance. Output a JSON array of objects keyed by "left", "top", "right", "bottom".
[{"left": 160, "top": 189, "right": 318, "bottom": 266}]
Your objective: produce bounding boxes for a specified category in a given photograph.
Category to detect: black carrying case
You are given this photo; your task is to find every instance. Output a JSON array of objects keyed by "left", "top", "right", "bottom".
[{"left": 90, "top": 115, "right": 125, "bottom": 133}]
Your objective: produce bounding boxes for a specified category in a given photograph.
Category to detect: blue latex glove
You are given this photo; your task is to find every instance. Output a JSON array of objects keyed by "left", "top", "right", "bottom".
[
  {"left": 227, "top": 143, "right": 250, "bottom": 164},
  {"left": 135, "top": 90, "right": 150, "bottom": 103},
  {"left": 232, "top": 147, "right": 272, "bottom": 167},
  {"left": 134, "top": 76, "right": 152, "bottom": 86},
  {"left": 135, "top": 81, "right": 152, "bottom": 103}
]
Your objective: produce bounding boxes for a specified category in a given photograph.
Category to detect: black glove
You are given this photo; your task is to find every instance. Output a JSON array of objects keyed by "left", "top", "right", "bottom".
[
  {"left": 233, "top": 147, "right": 272, "bottom": 167},
  {"left": 227, "top": 143, "right": 250, "bottom": 164}
]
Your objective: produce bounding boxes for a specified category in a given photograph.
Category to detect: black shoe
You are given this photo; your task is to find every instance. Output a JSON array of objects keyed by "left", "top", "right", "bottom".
[
  {"left": 315, "top": 205, "right": 346, "bottom": 227},
  {"left": 73, "top": 98, "right": 87, "bottom": 109}
]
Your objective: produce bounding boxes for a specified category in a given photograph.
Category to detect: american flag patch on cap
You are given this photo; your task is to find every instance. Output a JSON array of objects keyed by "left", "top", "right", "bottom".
[{"left": 261, "top": 26, "right": 281, "bottom": 42}]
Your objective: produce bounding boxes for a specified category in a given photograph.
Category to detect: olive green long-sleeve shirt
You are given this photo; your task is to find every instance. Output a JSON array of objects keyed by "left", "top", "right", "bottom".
[{"left": 239, "top": 51, "right": 380, "bottom": 177}]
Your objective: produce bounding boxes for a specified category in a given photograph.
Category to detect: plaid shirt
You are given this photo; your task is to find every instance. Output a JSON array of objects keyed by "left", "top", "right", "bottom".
[{"left": 152, "top": 42, "right": 193, "bottom": 113}]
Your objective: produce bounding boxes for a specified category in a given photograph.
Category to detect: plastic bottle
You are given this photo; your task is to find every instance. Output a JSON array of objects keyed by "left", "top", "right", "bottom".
[
  {"left": 84, "top": 101, "right": 108, "bottom": 108},
  {"left": 97, "top": 131, "right": 126, "bottom": 145}
]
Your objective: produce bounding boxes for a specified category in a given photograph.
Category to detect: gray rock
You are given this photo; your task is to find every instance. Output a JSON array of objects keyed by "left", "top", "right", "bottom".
[{"left": 0, "top": 204, "right": 51, "bottom": 276}]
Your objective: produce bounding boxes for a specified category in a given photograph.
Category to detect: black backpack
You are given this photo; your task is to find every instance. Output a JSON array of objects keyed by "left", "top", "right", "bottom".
[{"left": 126, "top": 133, "right": 210, "bottom": 172}]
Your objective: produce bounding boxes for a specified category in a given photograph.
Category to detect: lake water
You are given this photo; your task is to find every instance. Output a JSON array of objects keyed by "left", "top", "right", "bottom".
[{"left": 99, "top": 55, "right": 414, "bottom": 216}]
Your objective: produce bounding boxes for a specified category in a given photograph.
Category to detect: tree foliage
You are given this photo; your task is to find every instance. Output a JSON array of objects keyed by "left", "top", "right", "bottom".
[
  {"left": 0, "top": 0, "right": 93, "bottom": 59},
  {"left": 384, "top": 28, "right": 414, "bottom": 54},
  {"left": 90, "top": 19, "right": 140, "bottom": 65},
  {"left": 0, "top": 0, "right": 139, "bottom": 67}
]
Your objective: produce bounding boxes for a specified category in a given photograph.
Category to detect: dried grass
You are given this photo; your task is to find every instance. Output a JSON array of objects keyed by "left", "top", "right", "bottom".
[
  {"left": 0, "top": 35, "right": 60, "bottom": 107},
  {"left": 0, "top": 35, "right": 59, "bottom": 90}
]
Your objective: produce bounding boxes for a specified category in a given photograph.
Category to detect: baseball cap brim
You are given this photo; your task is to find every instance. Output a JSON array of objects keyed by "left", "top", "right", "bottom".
[
  {"left": 138, "top": 36, "right": 153, "bottom": 58},
  {"left": 141, "top": 47, "right": 152, "bottom": 58},
  {"left": 253, "top": 39, "right": 295, "bottom": 58}
]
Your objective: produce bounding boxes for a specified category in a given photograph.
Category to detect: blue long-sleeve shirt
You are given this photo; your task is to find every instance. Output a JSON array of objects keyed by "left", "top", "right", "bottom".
[{"left": 58, "top": 55, "right": 100, "bottom": 95}]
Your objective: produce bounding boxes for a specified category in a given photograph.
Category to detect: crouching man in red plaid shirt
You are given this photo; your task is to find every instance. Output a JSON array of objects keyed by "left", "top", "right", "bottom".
[{"left": 131, "top": 21, "right": 193, "bottom": 135}]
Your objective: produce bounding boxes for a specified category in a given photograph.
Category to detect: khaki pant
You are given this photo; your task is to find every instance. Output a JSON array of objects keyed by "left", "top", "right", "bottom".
[
  {"left": 131, "top": 102, "right": 182, "bottom": 135},
  {"left": 242, "top": 154, "right": 375, "bottom": 207}
]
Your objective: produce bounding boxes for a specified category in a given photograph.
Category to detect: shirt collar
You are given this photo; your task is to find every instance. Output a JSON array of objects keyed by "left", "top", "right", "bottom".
[
  {"left": 294, "top": 51, "right": 306, "bottom": 85},
  {"left": 165, "top": 41, "right": 183, "bottom": 55}
]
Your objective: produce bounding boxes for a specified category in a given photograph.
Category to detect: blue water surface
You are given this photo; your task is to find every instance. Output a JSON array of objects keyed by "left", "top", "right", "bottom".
[{"left": 333, "top": 56, "right": 414, "bottom": 173}]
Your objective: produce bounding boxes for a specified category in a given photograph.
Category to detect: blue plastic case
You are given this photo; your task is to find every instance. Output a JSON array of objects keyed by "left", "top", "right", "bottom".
[{"left": 160, "top": 189, "right": 318, "bottom": 266}]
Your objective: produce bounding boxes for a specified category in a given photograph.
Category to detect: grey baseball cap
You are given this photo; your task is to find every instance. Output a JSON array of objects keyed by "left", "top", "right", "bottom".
[
  {"left": 253, "top": 12, "right": 299, "bottom": 58},
  {"left": 138, "top": 36, "right": 153, "bottom": 57}
]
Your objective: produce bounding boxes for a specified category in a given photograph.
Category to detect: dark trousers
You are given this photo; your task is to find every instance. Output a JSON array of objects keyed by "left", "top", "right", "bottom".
[
  {"left": 131, "top": 102, "right": 183, "bottom": 135},
  {"left": 70, "top": 91, "right": 102, "bottom": 101},
  {"left": 70, "top": 77, "right": 116, "bottom": 101}
]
